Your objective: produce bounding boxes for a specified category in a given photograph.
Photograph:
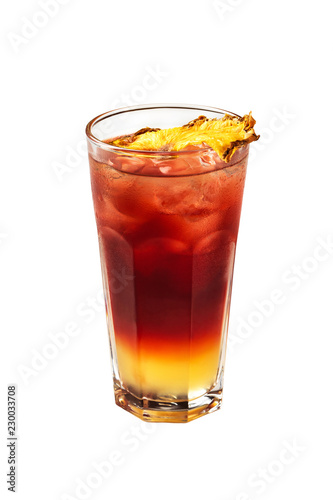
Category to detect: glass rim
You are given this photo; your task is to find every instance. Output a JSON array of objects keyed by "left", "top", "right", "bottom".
[{"left": 85, "top": 103, "right": 243, "bottom": 157}]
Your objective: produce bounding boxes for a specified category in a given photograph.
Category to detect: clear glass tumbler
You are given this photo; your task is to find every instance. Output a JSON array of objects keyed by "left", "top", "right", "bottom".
[{"left": 86, "top": 104, "right": 250, "bottom": 422}]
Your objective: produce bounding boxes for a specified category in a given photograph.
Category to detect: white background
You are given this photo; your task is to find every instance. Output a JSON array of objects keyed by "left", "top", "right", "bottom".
[{"left": 1, "top": 0, "right": 332, "bottom": 499}]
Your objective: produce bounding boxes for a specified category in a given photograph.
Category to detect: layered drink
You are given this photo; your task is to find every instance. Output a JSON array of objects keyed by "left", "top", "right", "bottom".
[{"left": 86, "top": 105, "right": 259, "bottom": 422}]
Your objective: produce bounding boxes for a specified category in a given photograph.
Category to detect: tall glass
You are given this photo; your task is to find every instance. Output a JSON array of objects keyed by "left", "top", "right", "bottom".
[{"left": 86, "top": 105, "right": 250, "bottom": 423}]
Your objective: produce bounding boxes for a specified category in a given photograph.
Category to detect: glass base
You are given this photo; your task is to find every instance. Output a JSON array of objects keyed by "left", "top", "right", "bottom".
[{"left": 114, "top": 382, "right": 223, "bottom": 423}]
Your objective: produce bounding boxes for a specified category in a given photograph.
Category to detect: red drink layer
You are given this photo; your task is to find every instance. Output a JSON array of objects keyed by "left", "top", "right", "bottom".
[{"left": 88, "top": 142, "right": 248, "bottom": 416}]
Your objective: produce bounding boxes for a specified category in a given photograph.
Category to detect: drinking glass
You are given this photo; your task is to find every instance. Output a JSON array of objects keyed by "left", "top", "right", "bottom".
[{"left": 86, "top": 104, "right": 250, "bottom": 422}]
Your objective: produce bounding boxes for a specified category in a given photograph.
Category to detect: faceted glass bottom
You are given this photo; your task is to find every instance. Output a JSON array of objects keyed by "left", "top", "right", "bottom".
[{"left": 114, "top": 379, "right": 223, "bottom": 423}]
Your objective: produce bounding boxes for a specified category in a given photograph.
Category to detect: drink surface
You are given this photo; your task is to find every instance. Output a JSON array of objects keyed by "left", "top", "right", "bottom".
[{"left": 89, "top": 142, "right": 248, "bottom": 402}]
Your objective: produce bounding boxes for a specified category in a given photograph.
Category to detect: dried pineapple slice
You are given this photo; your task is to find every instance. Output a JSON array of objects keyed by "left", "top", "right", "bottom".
[{"left": 110, "top": 112, "right": 259, "bottom": 162}]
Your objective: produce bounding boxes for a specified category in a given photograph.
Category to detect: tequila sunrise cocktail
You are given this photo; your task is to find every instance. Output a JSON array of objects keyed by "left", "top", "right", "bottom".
[{"left": 86, "top": 105, "right": 259, "bottom": 422}]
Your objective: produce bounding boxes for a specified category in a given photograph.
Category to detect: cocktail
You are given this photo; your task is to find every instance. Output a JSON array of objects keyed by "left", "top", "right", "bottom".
[{"left": 86, "top": 105, "right": 259, "bottom": 422}]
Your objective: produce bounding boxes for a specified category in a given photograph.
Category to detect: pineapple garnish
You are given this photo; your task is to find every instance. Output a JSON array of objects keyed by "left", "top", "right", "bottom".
[{"left": 109, "top": 113, "right": 259, "bottom": 162}]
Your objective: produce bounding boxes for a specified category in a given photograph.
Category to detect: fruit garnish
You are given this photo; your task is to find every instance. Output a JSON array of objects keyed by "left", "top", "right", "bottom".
[{"left": 109, "top": 113, "right": 259, "bottom": 162}]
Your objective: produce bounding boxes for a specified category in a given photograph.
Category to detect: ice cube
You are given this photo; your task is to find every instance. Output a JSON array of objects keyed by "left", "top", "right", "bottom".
[
  {"left": 118, "top": 157, "right": 145, "bottom": 173},
  {"left": 134, "top": 237, "right": 189, "bottom": 276},
  {"left": 194, "top": 230, "right": 234, "bottom": 255},
  {"left": 200, "top": 150, "right": 218, "bottom": 168}
]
